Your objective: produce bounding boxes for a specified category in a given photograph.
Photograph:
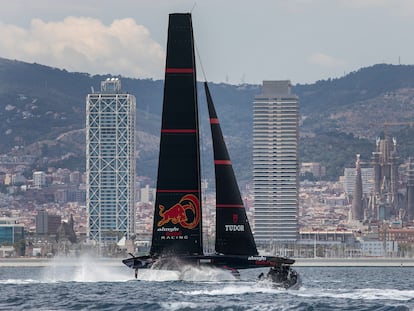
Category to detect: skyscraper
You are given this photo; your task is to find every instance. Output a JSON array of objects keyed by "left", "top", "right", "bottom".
[
  {"left": 351, "top": 154, "right": 364, "bottom": 221},
  {"left": 253, "top": 80, "right": 299, "bottom": 243},
  {"left": 86, "top": 78, "right": 136, "bottom": 244}
]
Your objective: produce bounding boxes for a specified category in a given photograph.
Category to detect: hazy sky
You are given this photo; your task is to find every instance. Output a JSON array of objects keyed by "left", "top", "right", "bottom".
[{"left": 1, "top": 0, "right": 413, "bottom": 85}]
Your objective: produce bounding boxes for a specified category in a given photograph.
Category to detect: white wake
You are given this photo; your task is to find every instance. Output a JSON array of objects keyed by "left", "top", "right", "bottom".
[
  {"left": 41, "top": 255, "right": 132, "bottom": 283},
  {"left": 136, "top": 264, "right": 237, "bottom": 282}
]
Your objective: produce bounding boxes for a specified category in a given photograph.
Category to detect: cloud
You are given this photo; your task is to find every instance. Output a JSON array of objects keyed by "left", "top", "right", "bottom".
[
  {"left": 308, "top": 52, "right": 346, "bottom": 68},
  {"left": 341, "top": 0, "right": 414, "bottom": 16},
  {"left": 0, "top": 16, "right": 165, "bottom": 79}
]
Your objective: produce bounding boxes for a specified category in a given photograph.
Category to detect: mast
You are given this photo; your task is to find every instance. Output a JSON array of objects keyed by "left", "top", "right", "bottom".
[
  {"left": 204, "top": 82, "right": 258, "bottom": 256},
  {"left": 150, "top": 13, "right": 203, "bottom": 256}
]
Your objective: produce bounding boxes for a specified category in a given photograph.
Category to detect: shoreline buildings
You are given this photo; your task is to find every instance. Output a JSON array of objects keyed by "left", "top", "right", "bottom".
[
  {"left": 253, "top": 80, "right": 299, "bottom": 244},
  {"left": 86, "top": 78, "right": 136, "bottom": 244}
]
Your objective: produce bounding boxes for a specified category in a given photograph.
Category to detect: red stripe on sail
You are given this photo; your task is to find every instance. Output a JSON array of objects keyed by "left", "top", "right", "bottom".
[
  {"left": 157, "top": 189, "right": 199, "bottom": 193},
  {"left": 210, "top": 118, "right": 219, "bottom": 124},
  {"left": 165, "top": 68, "right": 194, "bottom": 74},
  {"left": 216, "top": 204, "right": 244, "bottom": 208},
  {"left": 215, "top": 160, "right": 231, "bottom": 165},
  {"left": 161, "top": 129, "right": 197, "bottom": 133}
]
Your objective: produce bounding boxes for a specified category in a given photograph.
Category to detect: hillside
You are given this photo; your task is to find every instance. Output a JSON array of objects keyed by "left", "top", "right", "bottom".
[
  {"left": 1, "top": 58, "right": 414, "bottom": 182},
  {"left": 296, "top": 64, "right": 414, "bottom": 138}
]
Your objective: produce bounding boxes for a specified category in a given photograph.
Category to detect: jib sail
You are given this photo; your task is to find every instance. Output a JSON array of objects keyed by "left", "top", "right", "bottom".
[{"left": 204, "top": 82, "right": 258, "bottom": 256}]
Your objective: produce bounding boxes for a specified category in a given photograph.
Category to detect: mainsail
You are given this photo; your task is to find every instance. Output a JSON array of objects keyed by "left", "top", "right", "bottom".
[
  {"left": 150, "top": 13, "right": 203, "bottom": 256},
  {"left": 204, "top": 82, "right": 258, "bottom": 256}
]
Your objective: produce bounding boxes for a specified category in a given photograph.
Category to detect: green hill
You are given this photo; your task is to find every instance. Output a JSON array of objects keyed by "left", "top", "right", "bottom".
[{"left": 1, "top": 58, "right": 414, "bottom": 182}]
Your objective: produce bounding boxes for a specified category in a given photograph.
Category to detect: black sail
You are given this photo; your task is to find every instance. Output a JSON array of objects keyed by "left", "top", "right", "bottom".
[
  {"left": 204, "top": 82, "right": 258, "bottom": 256},
  {"left": 150, "top": 13, "right": 203, "bottom": 256}
]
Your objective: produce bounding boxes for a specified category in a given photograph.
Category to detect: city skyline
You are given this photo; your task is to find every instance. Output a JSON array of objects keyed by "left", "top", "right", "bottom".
[
  {"left": 2, "top": 0, "right": 414, "bottom": 264},
  {"left": 1, "top": 1, "right": 414, "bottom": 85}
]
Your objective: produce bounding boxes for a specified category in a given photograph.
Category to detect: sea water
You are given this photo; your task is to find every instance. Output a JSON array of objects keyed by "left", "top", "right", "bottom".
[{"left": 1, "top": 257, "right": 414, "bottom": 310}]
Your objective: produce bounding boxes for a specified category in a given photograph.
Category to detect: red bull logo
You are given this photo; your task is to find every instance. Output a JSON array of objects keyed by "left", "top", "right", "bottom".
[{"left": 157, "top": 194, "right": 200, "bottom": 229}]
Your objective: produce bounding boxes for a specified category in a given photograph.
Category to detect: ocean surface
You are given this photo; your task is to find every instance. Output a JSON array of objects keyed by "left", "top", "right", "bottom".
[{"left": 1, "top": 257, "right": 414, "bottom": 310}]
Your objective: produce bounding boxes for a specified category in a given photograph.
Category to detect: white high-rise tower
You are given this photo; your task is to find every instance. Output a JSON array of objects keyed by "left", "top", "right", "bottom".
[
  {"left": 86, "top": 78, "right": 136, "bottom": 244},
  {"left": 253, "top": 80, "right": 299, "bottom": 243}
]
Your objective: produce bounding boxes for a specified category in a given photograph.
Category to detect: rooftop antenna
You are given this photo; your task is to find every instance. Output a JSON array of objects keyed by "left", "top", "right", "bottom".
[{"left": 191, "top": 2, "right": 197, "bottom": 13}]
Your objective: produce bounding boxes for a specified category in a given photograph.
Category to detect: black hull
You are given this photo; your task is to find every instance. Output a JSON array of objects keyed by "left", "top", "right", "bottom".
[
  {"left": 122, "top": 254, "right": 294, "bottom": 270},
  {"left": 122, "top": 254, "right": 300, "bottom": 289},
  {"left": 183, "top": 254, "right": 295, "bottom": 269},
  {"left": 123, "top": 254, "right": 294, "bottom": 270}
]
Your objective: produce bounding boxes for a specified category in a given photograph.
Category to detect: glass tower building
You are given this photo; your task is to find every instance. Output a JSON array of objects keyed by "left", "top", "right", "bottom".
[
  {"left": 86, "top": 78, "right": 136, "bottom": 244},
  {"left": 253, "top": 80, "right": 299, "bottom": 243}
]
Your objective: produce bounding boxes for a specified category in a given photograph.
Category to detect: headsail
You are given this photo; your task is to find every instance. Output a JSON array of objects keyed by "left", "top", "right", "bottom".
[
  {"left": 204, "top": 82, "right": 258, "bottom": 256},
  {"left": 150, "top": 13, "right": 203, "bottom": 256}
]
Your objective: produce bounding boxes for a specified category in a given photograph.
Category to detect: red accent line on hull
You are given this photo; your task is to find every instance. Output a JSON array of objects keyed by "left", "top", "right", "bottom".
[
  {"left": 165, "top": 68, "right": 194, "bottom": 73},
  {"left": 214, "top": 160, "right": 231, "bottom": 165},
  {"left": 161, "top": 129, "right": 197, "bottom": 133},
  {"left": 216, "top": 204, "right": 244, "bottom": 208}
]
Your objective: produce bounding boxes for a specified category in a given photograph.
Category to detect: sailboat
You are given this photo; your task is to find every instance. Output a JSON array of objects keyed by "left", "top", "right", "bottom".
[{"left": 122, "top": 12, "right": 300, "bottom": 289}]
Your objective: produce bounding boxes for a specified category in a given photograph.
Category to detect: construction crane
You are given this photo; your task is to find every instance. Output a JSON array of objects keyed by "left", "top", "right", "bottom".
[
  {"left": 383, "top": 122, "right": 414, "bottom": 138},
  {"left": 370, "top": 122, "right": 414, "bottom": 138}
]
